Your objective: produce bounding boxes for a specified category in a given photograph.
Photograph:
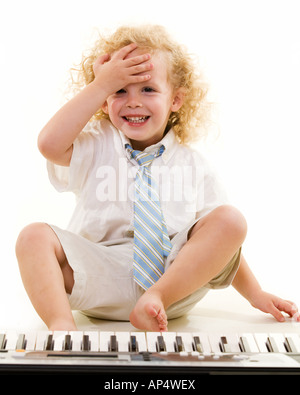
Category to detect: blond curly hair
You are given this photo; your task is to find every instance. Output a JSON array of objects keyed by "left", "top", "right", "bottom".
[{"left": 70, "top": 25, "right": 211, "bottom": 145}]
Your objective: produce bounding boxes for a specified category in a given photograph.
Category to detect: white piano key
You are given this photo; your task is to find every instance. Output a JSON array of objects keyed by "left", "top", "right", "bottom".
[
  {"left": 23, "top": 332, "right": 36, "bottom": 351},
  {"left": 146, "top": 332, "right": 161, "bottom": 352},
  {"left": 84, "top": 331, "right": 99, "bottom": 351},
  {"left": 221, "top": 334, "right": 241, "bottom": 353},
  {"left": 162, "top": 332, "right": 176, "bottom": 352},
  {"left": 131, "top": 332, "right": 147, "bottom": 352},
  {"left": 285, "top": 333, "right": 300, "bottom": 353},
  {"left": 115, "top": 332, "right": 130, "bottom": 352},
  {"left": 69, "top": 331, "right": 83, "bottom": 351},
  {"left": 35, "top": 331, "right": 52, "bottom": 351},
  {"left": 269, "top": 333, "right": 287, "bottom": 353},
  {"left": 99, "top": 331, "right": 114, "bottom": 352},
  {"left": 53, "top": 331, "right": 68, "bottom": 351},
  {"left": 254, "top": 333, "right": 269, "bottom": 352},
  {"left": 239, "top": 333, "right": 259, "bottom": 353},
  {"left": 208, "top": 333, "right": 223, "bottom": 353},
  {"left": 177, "top": 332, "right": 194, "bottom": 353},
  {"left": 5, "top": 331, "right": 19, "bottom": 350}
]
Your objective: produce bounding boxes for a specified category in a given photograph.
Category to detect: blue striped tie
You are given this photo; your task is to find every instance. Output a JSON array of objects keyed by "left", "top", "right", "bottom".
[{"left": 126, "top": 144, "right": 172, "bottom": 290}]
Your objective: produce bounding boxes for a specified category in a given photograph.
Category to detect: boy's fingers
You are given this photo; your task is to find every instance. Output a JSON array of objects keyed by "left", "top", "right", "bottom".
[
  {"left": 94, "top": 53, "right": 110, "bottom": 67},
  {"left": 277, "top": 300, "right": 298, "bottom": 317},
  {"left": 269, "top": 305, "right": 285, "bottom": 322},
  {"left": 115, "top": 42, "right": 138, "bottom": 59}
]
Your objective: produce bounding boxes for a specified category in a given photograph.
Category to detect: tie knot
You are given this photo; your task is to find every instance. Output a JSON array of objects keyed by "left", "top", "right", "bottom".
[{"left": 126, "top": 144, "right": 165, "bottom": 167}]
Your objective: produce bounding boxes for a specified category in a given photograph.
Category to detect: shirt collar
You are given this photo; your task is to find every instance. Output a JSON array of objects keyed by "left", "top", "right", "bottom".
[{"left": 119, "top": 129, "right": 178, "bottom": 164}]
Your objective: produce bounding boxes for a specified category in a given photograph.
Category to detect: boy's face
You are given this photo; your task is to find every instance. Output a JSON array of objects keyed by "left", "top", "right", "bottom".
[{"left": 102, "top": 49, "right": 183, "bottom": 150}]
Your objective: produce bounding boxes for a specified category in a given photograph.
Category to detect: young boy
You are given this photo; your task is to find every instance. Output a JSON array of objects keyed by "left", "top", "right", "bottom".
[{"left": 15, "top": 25, "right": 299, "bottom": 332}]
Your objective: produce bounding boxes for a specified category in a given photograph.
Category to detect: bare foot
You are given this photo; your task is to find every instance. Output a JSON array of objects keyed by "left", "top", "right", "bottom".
[{"left": 129, "top": 291, "right": 168, "bottom": 332}]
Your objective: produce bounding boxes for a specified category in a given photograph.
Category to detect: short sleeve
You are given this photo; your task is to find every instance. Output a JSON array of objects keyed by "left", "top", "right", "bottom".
[
  {"left": 47, "top": 123, "right": 102, "bottom": 195},
  {"left": 195, "top": 154, "right": 229, "bottom": 219}
]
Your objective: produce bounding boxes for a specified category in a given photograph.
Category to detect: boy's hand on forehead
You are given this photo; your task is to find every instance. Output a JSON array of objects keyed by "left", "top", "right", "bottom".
[{"left": 92, "top": 43, "right": 153, "bottom": 97}]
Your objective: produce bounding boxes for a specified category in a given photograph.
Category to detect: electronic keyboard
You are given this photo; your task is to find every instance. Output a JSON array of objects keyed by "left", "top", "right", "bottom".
[{"left": 1, "top": 330, "right": 300, "bottom": 375}]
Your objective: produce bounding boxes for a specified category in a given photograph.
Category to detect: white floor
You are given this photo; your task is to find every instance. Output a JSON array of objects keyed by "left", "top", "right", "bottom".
[{"left": 2, "top": 284, "right": 299, "bottom": 336}]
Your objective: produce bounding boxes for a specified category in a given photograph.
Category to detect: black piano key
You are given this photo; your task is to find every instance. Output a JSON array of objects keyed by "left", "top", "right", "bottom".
[
  {"left": 64, "top": 334, "right": 72, "bottom": 351},
  {"left": 109, "top": 335, "right": 118, "bottom": 352},
  {"left": 239, "top": 336, "right": 247, "bottom": 352},
  {"left": 193, "top": 336, "right": 203, "bottom": 353},
  {"left": 0, "top": 334, "right": 6, "bottom": 350},
  {"left": 129, "top": 335, "right": 137, "bottom": 352},
  {"left": 284, "top": 336, "right": 298, "bottom": 353},
  {"left": 157, "top": 335, "right": 166, "bottom": 352},
  {"left": 82, "top": 334, "right": 90, "bottom": 351},
  {"left": 16, "top": 334, "right": 26, "bottom": 350},
  {"left": 45, "top": 334, "right": 53, "bottom": 350},
  {"left": 175, "top": 336, "right": 184, "bottom": 352},
  {"left": 266, "top": 337, "right": 273, "bottom": 352}
]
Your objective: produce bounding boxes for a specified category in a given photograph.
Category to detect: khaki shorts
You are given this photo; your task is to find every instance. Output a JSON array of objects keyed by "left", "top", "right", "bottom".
[{"left": 48, "top": 219, "right": 241, "bottom": 321}]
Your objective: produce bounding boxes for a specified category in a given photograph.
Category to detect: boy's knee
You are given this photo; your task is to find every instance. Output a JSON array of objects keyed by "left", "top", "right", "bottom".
[
  {"left": 213, "top": 205, "right": 247, "bottom": 243},
  {"left": 15, "top": 222, "right": 50, "bottom": 256}
]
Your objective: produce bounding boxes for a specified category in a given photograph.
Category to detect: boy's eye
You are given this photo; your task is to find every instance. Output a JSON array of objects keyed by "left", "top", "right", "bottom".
[
  {"left": 116, "top": 89, "right": 126, "bottom": 94},
  {"left": 143, "top": 87, "right": 155, "bottom": 93}
]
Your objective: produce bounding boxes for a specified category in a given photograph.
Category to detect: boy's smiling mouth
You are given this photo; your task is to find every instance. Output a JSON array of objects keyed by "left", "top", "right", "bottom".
[{"left": 122, "top": 116, "right": 150, "bottom": 125}]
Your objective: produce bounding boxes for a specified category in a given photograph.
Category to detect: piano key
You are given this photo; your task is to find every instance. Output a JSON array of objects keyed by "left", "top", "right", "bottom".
[
  {"left": 208, "top": 333, "right": 224, "bottom": 353},
  {"left": 146, "top": 332, "right": 160, "bottom": 352},
  {"left": 82, "top": 334, "right": 90, "bottom": 351},
  {"left": 220, "top": 336, "right": 231, "bottom": 353},
  {"left": 64, "top": 334, "right": 72, "bottom": 351},
  {"left": 5, "top": 331, "right": 19, "bottom": 350},
  {"left": 176, "top": 332, "right": 193, "bottom": 353},
  {"left": 85, "top": 331, "right": 99, "bottom": 351},
  {"left": 239, "top": 333, "right": 259, "bottom": 353},
  {"left": 254, "top": 333, "right": 269, "bottom": 352},
  {"left": 157, "top": 335, "right": 166, "bottom": 352},
  {"left": 53, "top": 331, "right": 68, "bottom": 351},
  {"left": 16, "top": 334, "right": 26, "bottom": 350},
  {"left": 129, "top": 335, "right": 137, "bottom": 352},
  {"left": 99, "top": 331, "right": 114, "bottom": 352},
  {"left": 69, "top": 331, "right": 83, "bottom": 352},
  {"left": 35, "top": 331, "right": 52, "bottom": 351},
  {"left": 23, "top": 332, "right": 36, "bottom": 351},
  {"left": 131, "top": 332, "right": 147, "bottom": 352},
  {"left": 115, "top": 332, "right": 130, "bottom": 352},
  {"left": 193, "top": 336, "right": 203, "bottom": 353},
  {"left": 285, "top": 333, "right": 300, "bottom": 353},
  {"left": 0, "top": 333, "right": 6, "bottom": 350},
  {"left": 285, "top": 334, "right": 300, "bottom": 353},
  {"left": 109, "top": 335, "right": 118, "bottom": 352},
  {"left": 45, "top": 333, "right": 53, "bottom": 350},
  {"left": 162, "top": 332, "right": 176, "bottom": 352},
  {"left": 224, "top": 334, "right": 243, "bottom": 353},
  {"left": 268, "top": 333, "right": 287, "bottom": 353},
  {"left": 175, "top": 336, "right": 184, "bottom": 352},
  {"left": 193, "top": 332, "right": 211, "bottom": 353}
]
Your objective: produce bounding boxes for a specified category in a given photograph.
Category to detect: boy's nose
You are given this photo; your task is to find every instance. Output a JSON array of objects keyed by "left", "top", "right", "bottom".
[{"left": 126, "top": 93, "right": 142, "bottom": 108}]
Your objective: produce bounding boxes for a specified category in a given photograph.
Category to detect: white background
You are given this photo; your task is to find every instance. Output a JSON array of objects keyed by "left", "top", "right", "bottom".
[{"left": 1, "top": 0, "right": 300, "bottom": 323}]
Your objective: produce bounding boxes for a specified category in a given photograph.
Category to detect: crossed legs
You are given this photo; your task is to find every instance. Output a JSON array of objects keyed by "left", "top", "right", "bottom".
[{"left": 15, "top": 205, "right": 247, "bottom": 331}]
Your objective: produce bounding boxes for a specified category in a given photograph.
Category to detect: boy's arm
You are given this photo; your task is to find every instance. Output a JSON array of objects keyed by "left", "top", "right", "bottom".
[
  {"left": 232, "top": 254, "right": 299, "bottom": 322},
  {"left": 38, "top": 43, "right": 152, "bottom": 166}
]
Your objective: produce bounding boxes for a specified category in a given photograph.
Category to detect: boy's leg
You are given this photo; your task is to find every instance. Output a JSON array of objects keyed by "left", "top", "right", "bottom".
[
  {"left": 129, "top": 205, "right": 247, "bottom": 331},
  {"left": 15, "top": 223, "right": 76, "bottom": 331}
]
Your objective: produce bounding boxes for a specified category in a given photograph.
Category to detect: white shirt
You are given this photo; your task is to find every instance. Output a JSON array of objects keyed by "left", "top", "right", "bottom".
[{"left": 47, "top": 119, "right": 228, "bottom": 242}]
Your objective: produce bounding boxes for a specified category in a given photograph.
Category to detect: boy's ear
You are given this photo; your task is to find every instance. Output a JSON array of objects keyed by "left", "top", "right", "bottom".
[
  {"left": 171, "top": 88, "right": 186, "bottom": 112},
  {"left": 102, "top": 101, "right": 109, "bottom": 114}
]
